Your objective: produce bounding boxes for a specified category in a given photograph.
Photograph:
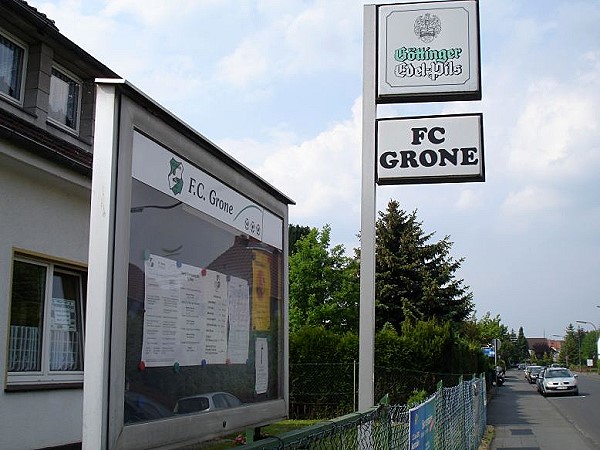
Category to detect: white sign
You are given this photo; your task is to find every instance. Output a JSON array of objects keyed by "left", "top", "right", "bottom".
[
  {"left": 377, "top": 113, "right": 484, "bottom": 185},
  {"left": 132, "top": 131, "right": 264, "bottom": 242},
  {"left": 377, "top": 0, "right": 481, "bottom": 102},
  {"left": 255, "top": 338, "right": 269, "bottom": 394}
]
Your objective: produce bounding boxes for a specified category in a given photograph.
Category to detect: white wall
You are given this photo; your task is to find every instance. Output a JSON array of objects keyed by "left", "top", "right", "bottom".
[{"left": 0, "top": 141, "right": 91, "bottom": 449}]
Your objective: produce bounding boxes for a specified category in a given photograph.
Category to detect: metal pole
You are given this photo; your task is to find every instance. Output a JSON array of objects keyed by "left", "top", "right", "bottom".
[
  {"left": 83, "top": 83, "right": 119, "bottom": 449},
  {"left": 359, "top": 4, "right": 377, "bottom": 411}
]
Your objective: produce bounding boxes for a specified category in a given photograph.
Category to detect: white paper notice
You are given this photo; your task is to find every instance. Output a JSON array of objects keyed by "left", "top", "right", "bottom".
[
  {"left": 141, "top": 254, "right": 251, "bottom": 368},
  {"left": 178, "top": 266, "right": 206, "bottom": 366},
  {"left": 202, "top": 270, "right": 228, "bottom": 364},
  {"left": 255, "top": 338, "right": 268, "bottom": 394},
  {"left": 142, "top": 254, "right": 182, "bottom": 366},
  {"left": 227, "top": 276, "right": 250, "bottom": 364}
]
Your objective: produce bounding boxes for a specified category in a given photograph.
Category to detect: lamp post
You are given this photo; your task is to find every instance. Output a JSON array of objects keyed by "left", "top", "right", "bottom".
[
  {"left": 576, "top": 320, "right": 599, "bottom": 372},
  {"left": 577, "top": 327, "right": 582, "bottom": 372}
]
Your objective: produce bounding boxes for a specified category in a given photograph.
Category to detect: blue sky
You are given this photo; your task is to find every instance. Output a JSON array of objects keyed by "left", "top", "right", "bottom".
[{"left": 27, "top": 0, "right": 600, "bottom": 339}]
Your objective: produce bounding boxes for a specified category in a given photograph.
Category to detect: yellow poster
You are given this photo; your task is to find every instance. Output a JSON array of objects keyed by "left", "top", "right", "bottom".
[{"left": 251, "top": 250, "right": 271, "bottom": 331}]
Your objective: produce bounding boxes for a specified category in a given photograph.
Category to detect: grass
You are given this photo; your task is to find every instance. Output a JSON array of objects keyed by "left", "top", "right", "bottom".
[
  {"left": 181, "top": 419, "right": 495, "bottom": 449},
  {"left": 189, "top": 419, "right": 321, "bottom": 449},
  {"left": 477, "top": 425, "right": 495, "bottom": 450}
]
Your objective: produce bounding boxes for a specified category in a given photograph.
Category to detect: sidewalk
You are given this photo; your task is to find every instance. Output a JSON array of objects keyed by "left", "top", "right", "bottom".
[{"left": 486, "top": 370, "right": 596, "bottom": 450}]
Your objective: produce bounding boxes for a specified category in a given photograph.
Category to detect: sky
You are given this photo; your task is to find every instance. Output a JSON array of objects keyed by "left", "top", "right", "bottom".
[{"left": 26, "top": 0, "right": 600, "bottom": 339}]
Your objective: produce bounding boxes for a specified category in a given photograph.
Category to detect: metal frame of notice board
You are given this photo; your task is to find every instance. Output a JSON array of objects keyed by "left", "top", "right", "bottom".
[{"left": 83, "top": 79, "right": 294, "bottom": 450}]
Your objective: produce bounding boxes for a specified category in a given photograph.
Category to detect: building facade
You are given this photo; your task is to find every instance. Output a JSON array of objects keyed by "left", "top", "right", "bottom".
[
  {"left": 0, "top": 1, "right": 115, "bottom": 448},
  {"left": 1, "top": 2, "right": 292, "bottom": 449}
]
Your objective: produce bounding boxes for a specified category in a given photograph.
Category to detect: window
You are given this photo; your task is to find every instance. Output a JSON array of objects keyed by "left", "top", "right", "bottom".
[
  {"left": 0, "top": 31, "right": 26, "bottom": 102},
  {"left": 48, "top": 66, "right": 81, "bottom": 131},
  {"left": 7, "top": 255, "right": 86, "bottom": 386}
]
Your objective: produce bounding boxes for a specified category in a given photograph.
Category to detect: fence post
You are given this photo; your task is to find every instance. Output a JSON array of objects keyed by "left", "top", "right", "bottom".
[{"left": 435, "top": 380, "right": 443, "bottom": 450}]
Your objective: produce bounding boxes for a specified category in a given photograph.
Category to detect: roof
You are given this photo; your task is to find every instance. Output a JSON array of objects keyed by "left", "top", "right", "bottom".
[
  {"left": 3, "top": 0, "right": 59, "bottom": 32},
  {"left": 1, "top": 0, "right": 119, "bottom": 78},
  {"left": 0, "top": 108, "right": 92, "bottom": 176}
]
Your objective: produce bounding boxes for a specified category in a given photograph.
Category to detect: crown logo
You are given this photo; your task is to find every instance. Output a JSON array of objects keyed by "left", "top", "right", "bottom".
[{"left": 414, "top": 13, "right": 441, "bottom": 43}]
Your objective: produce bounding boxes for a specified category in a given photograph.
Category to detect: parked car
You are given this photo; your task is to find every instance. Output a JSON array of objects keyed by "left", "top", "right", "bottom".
[
  {"left": 124, "top": 391, "right": 174, "bottom": 424},
  {"left": 537, "top": 367, "right": 578, "bottom": 396},
  {"left": 174, "top": 391, "right": 242, "bottom": 414},
  {"left": 535, "top": 367, "right": 546, "bottom": 391},
  {"left": 526, "top": 365, "right": 543, "bottom": 383}
]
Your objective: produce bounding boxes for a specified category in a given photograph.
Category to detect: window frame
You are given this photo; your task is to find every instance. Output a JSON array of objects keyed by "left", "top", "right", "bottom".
[
  {"left": 0, "top": 28, "right": 27, "bottom": 105},
  {"left": 6, "top": 253, "right": 87, "bottom": 389},
  {"left": 47, "top": 64, "right": 82, "bottom": 134}
]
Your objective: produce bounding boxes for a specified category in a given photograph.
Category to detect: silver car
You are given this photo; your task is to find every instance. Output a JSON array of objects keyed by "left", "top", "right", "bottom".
[
  {"left": 537, "top": 367, "right": 578, "bottom": 396},
  {"left": 174, "top": 391, "right": 242, "bottom": 414}
]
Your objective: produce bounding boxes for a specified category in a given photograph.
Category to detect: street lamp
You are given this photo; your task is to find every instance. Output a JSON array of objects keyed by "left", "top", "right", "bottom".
[{"left": 576, "top": 320, "right": 598, "bottom": 331}]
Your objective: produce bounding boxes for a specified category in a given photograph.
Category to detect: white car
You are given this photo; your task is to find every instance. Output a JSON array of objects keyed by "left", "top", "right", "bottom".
[
  {"left": 537, "top": 367, "right": 578, "bottom": 396},
  {"left": 174, "top": 391, "right": 242, "bottom": 414}
]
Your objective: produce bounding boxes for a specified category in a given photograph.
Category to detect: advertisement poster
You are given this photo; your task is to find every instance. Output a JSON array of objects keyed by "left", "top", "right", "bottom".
[
  {"left": 409, "top": 395, "right": 436, "bottom": 450},
  {"left": 251, "top": 251, "right": 271, "bottom": 331}
]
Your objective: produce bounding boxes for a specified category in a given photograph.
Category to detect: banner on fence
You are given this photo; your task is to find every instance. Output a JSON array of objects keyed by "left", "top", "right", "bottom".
[{"left": 409, "top": 394, "right": 436, "bottom": 450}]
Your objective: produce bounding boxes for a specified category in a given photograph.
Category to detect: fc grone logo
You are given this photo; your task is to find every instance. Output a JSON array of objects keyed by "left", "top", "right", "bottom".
[
  {"left": 414, "top": 13, "right": 441, "bottom": 43},
  {"left": 168, "top": 157, "right": 184, "bottom": 195}
]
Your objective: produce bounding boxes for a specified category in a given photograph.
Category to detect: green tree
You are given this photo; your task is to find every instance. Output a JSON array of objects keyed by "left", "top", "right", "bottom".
[
  {"left": 288, "top": 225, "right": 359, "bottom": 333},
  {"left": 515, "top": 327, "right": 530, "bottom": 363},
  {"left": 289, "top": 224, "right": 311, "bottom": 255},
  {"left": 559, "top": 324, "right": 579, "bottom": 368},
  {"left": 581, "top": 330, "right": 599, "bottom": 366},
  {"left": 375, "top": 200, "right": 473, "bottom": 331}
]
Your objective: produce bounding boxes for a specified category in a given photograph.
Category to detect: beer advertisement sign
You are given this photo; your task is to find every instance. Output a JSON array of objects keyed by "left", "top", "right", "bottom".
[{"left": 377, "top": 0, "right": 481, "bottom": 102}]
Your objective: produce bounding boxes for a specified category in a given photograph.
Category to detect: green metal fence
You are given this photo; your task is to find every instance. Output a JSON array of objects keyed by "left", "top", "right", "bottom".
[{"left": 244, "top": 374, "right": 486, "bottom": 450}]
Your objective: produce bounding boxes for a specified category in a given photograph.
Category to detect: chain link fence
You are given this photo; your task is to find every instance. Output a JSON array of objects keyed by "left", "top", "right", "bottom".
[
  {"left": 245, "top": 372, "right": 487, "bottom": 449},
  {"left": 289, "top": 362, "right": 483, "bottom": 419}
]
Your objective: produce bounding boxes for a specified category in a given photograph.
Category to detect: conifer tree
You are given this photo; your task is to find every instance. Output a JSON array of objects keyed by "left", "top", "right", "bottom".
[{"left": 375, "top": 200, "right": 473, "bottom": 330}]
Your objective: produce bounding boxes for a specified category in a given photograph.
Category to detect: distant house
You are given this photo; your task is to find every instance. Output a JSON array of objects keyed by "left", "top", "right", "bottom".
[
  {"left": 1, "top": 1, "right": 116, "bottom": 448},
  {"left": 526, "top": 337, "right": 562, "bottom": 362}
]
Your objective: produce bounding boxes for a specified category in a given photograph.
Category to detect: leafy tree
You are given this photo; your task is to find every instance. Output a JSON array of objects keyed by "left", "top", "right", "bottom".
[
  {"left": 288, "top": 225, "right": 359, "bottom": 333},
  {"left": 289, "top": 224, "right": 311, "bottom": 255},
  {"left": 375, "top": 200, "right": 473, "bottom": 331},
  {"left": 581, "top": 330, "right": 599, "bottom": 366}
]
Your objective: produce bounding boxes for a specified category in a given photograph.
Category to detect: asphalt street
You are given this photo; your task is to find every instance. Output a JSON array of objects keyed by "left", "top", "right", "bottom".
[{"left": 486, "top": 369, "right": 599, "bottom": 449}]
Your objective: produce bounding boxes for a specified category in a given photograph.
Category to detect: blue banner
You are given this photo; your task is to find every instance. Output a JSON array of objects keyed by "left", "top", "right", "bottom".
[{"left": 409, "top": 395, "right": 436, "bottom": 450}]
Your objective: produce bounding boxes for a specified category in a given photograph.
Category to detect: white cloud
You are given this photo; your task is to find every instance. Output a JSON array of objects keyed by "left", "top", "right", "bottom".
[
  {"left": 215, "top": 39, "right": 269, "bottom": 89},
  {"left": 102, "top": 0, "right": 212, "bottom": 26},
  {"left": 501, "top": 185, "right": 566, "bottom": 217},
  {"left": 219, "top": 97, "right": 362, "bottom": 220},
  {"left": 507, "top": 78, "right": 599, "bottom": 180},
  {"left": 259, "top": 97, "right": 362, "bottom": 218},
  {"left": 455, "top": 189, "right": 482, "bottom": 211}
]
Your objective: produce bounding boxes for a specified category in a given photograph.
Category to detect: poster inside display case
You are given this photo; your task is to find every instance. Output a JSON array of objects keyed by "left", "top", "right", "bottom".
[{"left": 124, "top": 131, "right": 285, "bottom": 425}]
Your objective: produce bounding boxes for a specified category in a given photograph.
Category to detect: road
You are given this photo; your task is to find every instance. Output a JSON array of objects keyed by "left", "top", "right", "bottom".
[
  {"left": 487, "top": 369, "right": 600, "bottom": 449},
  {"left": 533, "top": 371, "right": 600, "bottom": 447}
]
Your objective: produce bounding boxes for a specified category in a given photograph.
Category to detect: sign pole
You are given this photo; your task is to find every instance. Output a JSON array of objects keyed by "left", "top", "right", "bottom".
[{"left": 358, "top": 4, "right": 377, "bottom": 411}]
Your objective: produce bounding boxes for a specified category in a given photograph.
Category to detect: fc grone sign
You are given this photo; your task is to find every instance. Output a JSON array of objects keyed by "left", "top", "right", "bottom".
[
  {"left": 376, "top": 113, "right": 484, "bottom": 185},
  {"left": 377, "top": 0, "right": 481, "bottom": 103}
]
